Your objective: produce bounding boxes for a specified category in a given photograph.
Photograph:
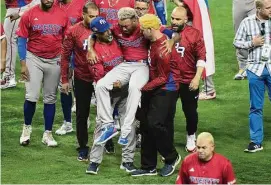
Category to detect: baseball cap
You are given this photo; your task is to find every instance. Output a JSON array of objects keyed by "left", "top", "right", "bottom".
[{"left": 90, "top": 17, "right": 111, "bottom": 33}]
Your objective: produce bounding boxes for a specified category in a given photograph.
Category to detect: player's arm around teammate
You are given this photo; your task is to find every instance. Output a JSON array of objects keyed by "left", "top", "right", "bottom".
[{"left": 17, "top": 0, "right": 69, "bottom": 147}]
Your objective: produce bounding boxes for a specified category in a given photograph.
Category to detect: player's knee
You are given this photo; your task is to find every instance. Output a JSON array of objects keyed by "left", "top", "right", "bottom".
[
  {"left": 43, "top": 94, "right": 57, "bottom": 104},
  {"left": 25, "top": 93, "right": 39, "bottom": 102}
]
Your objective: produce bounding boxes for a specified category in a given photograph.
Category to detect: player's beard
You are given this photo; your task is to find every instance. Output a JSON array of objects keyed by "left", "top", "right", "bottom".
[
  {"left": 41, "top": 1, "right": 53, "bottom": 11},
  {"left": 171, "top": 23, "right": 185, "bottom": 32}
]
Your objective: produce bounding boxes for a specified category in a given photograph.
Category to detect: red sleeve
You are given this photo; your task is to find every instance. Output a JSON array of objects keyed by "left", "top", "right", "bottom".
[
  {"left": 222, "top": 160, "right": 236, "bottom": 184},
  {"left": 61, "top": 27, "right": 74, "bottom": 83},
  {"left": 142, "top": 51, "right": 171, "bottom": 91},
  {"left": 63, "top": 14, "right": 71, "bottom": 36},
  {"left": 194, "top": 30, "right": 206, "bottom": 62},
  {"left": 176, "top": 160, "right": 189, "bottom": 184},
  {"left": 16, "top": 11, "right": 30, "bottom": 38}
]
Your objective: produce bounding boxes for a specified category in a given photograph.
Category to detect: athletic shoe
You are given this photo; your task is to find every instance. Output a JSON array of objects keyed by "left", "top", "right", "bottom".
[
  {"left": 120, "top": 162, "right": 136, "bottom": 172},
  {"left": 72, "top": 104, "right": 76, "bottom": 113},
  {"left": 42, "top": 130, "right": 58, "bottom": 147},
  {"left": 234, "top": 70, "right": 247, "bottom": 80},
  {"left": 86, "top": 162, "right": 99, "bottom": 175},
  {"left": 159, "top": 154, "right": 181, "bottom": 177},
  {"left": 244, "top": 142, "right": 263, "bottom": 153},
  {"left": 131, "top": 168, "right": 157, "bottom": 177},
  {"left": 0, "top": 77, "right": 17, "bottom": 89},
  {"left": 77, "top": 148, "right": 88, "bottom": 161},
  {"left": 185, "top": 134, "right": 196, "bottom": 152},
  {"left": 95, "top": 124, "right": 119, "bottom": 145},
  {"left": 199, "top": 92, "right": 216, "bottom": 100},
  {"left": 55, "top": 121, "right": 73, "bottom": 135},
  {"left": 118, "top": 136, "right": 128, "bottom": 146},
  {"left": 20, "top": 124, "right": 32, "bottom": 146},
  {"left": 104, "top": 139, "right": 115, "bottom": 154}
]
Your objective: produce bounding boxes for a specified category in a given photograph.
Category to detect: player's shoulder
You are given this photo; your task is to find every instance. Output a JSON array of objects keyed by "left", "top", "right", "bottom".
[{"left": 184, "top": 25, "right": 201, "bottom": 35}]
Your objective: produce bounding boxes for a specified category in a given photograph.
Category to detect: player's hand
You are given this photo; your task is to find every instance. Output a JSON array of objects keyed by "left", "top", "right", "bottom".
[
  {"left": 87, "top": 50, "right": 98, "bottom": 64},
  {"left": 61, "top": 83, "right": 70, "bottom": 95},
  {"left": 113, "top": 80, "right": 122, "bottom": 89},
  {"left": 6, "top": 13, "right": 20, "bottom": 22},
  {"left": 20, "top": 61, "right": 29, "bottom": 81},
  {"left": 252, "top": 35, "right": 265, "bottom": 47},
  {"left": 160, "top": 39, "right": 174, "bottom": 55},
  {"left": 1, "top": 59, "right": 6, "bottom": 74},
  {"left": 189, "top": 76, "right": 200, "bottom": 91}
]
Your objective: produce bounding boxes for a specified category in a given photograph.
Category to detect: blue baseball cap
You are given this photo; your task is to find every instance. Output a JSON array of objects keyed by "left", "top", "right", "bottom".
[{"left": 90, "top": 17, "right": 111, "bottom": 33}]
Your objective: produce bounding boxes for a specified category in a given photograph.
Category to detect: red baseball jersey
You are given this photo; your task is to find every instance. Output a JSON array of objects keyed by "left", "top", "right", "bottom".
[
  {"left": 142, "top": 35, "right": 180, "bottom": 91},
  {"left": 171, "top": 25, "right": 206, "bottom": 84},
  {"left": 61, "top": 22, "right": 93, "bottom": 83},
  {"left": 89, "top": 39, "right": 123, "bottom": 82},
  {"left": 176, "top": 153, "right": 236, "bottom": 184},
  {"left": 16, "top": 5, "right": 70, "bottom": 59},
  {"left": 55, "top": 0, "right": 87, "bottom": 25},
  {"left": 90, "top": 0, "right": 134, "bottom": 25},
  {"left": 112, "top": 24, "right": 149, "bottom": 61},
  {"left": 5, "top": 0, "right": 32, "bottom": 9}
]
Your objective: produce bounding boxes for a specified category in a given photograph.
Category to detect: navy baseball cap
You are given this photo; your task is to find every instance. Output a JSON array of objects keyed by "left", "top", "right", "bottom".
[{"left": 90, "top": 17, "right": 111, "bottom": 33}]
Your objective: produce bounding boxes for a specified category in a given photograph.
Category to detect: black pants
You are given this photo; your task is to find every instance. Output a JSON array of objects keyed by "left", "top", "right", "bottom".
[
  {"left": 179, "top": 83, "right": 199, "bottom": 135},
  {"left": 74, "top": 77, "right": 94, "bottom": 150},
  {"left": 139, "top": 89, "right": 179, "bottom": 170}
]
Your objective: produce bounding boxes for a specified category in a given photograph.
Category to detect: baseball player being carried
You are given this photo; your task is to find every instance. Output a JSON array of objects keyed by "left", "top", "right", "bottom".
[
  {"left": 17, "top": 0, "right": 70, "bottom": 147},
  {"left": 86, "top": 17, "right": 137, "bottom": 174},
  {"left": 88, "top": 7, "right": 178, "bottom": 146}
]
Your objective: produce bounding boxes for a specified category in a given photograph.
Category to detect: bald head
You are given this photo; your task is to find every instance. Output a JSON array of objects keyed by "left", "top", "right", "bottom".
[
  {"left": 172, "top": 7, "right": 188, "bottom": 17},
  {"left": 171, "top": 7, "right": 188, "bottom": 32}
]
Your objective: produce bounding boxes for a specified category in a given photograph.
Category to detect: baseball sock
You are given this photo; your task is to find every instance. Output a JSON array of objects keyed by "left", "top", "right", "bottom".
[
  {"left": 60, "top": 92, "right": 72, "bottom": 123},
  {"left": 44, "top": 103, "right": 56, "bottom": 131},
  {"left": 24, "top": 100, "right": 36, "bottom": 125}
]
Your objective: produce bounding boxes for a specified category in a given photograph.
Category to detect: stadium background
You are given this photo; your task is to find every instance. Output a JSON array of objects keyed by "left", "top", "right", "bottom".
[{"left": 1, "top": 0, "right": 271, "bottom": 183}]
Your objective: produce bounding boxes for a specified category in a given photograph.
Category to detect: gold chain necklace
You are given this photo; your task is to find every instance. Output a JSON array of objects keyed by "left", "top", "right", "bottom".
[{"left": 108, "top": 0, "right": 120, "bottom": 8}]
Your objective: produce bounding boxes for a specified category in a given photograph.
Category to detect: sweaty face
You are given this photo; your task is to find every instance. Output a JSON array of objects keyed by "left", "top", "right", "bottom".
[
  {"left": 97, "top": 30, "right": 113, "bottom": 43},
  {"left": 135, "top": 1, "right": 149, "bottom": 17},
  {"left": 41, "top": 0, "right": 54, "bottom": 10},
  {"left": 118, "top": 18, "right": 137, "bottom": 35},
  {"left": 170, "top": 11, "right": 187, "bottom": 32},
  {"left": 259, "top": 0, "right": 271, "bottom": 19},
  {"left": 83, "top": 9, "right": 99, "bottom": 27},
  {"left": 196, "top": 138, "right": 214, "bottom": 161}
]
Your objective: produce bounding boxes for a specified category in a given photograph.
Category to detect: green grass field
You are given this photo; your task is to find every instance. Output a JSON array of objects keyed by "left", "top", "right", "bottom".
[{"left": 1, "top": 0, "right": 271, "bottom": 184}]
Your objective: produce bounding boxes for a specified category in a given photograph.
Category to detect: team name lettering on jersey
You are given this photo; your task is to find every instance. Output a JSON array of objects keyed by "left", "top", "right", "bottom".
[
  {"left": 189, "top": 176, "right": 220, "bottom": 184},
  {"left": 104, "top": 56, "right": 123, "bottom": 67},
  {"left": 117, "top": 36, "right": 143, "bottom": 48},
  {"left": 33, "top": 24, "right": 62, "bottom": 35},
  {"left": 100, "top": 8, "right": 118, "bottom": 20},
  {"left": 69, "top": 17, "right": 78, "bottom": 25},
  {"left": 175, "top": 42, "right": 185, "bottom": 57}
]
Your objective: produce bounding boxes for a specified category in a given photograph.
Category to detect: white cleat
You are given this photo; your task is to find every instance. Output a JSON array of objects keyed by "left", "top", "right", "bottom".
[
  {"left": 55, "top": 121, "right": 73, "bottom": 135},
  {"left": 20, "top": 124, "right": 32, "bottom": 146},
  {"left": 42, "top": 130, "right": 58, "bottom": 147},
  {"left": 185, "top": 134, "right": 196, "bottom": 152},
  {"left": 0, "top": 77, "right": 17, "bottom": 89}
]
